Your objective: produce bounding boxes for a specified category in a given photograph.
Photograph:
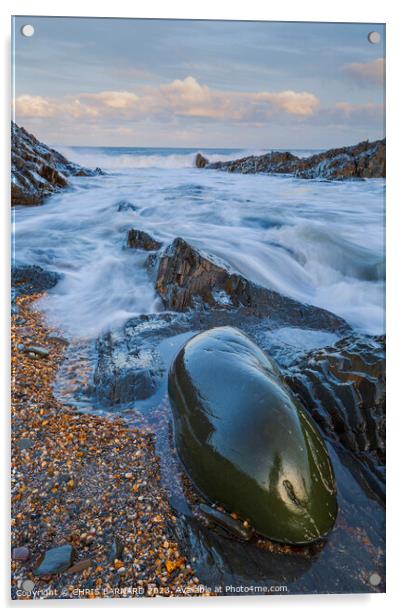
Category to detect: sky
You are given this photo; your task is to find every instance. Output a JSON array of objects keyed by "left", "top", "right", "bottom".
[{"left": 12, "top": 17, "right": 385, "bottom": 149}]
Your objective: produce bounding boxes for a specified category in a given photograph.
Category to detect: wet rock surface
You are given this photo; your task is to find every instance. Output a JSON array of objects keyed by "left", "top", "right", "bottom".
[
  {"left": 153, "top": 237, "right": 350, "bottom": 332},
  {"left": 94, "top": 235, "right": 350, "bottom": 408},
  {"left": 168, "top": 326, "right": 337, "bottom": 545},
  {"left": 197, "top": 503, "right": 254, "bottom": 541},
  {"left": 285, "top": 334, "right": 385, "bottom": 498},
  {"left": 12, "top": 546, "right": 31, "bottom": 562},
  {"left": 33, "top": 544, "right": 74, "bottom": 576},
  {"left": 127, "top": 229, "right": 162, "bottom": 251},
  {"left": 94, "top": 327, "right": 165, "bottom": 404},
  {"left": 196, "top": 138, "right": 385, "bottom": 180},
  {"left": 11, "top": 122, "right": 103, "bottom": 206},
  {"left": 116, "top": 200, "right": 139, "bottom": 212},
  {"left": 11, "top": 265, "right": 61, "bottom": 313}
]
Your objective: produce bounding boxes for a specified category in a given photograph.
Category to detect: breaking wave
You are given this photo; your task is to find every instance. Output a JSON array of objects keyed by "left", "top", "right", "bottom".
[
  {"left": 13, "top": 146, "right": 385, "bottom": 337},
  {"left": 58, "top": 146, "right": 266, "bottom": 171}
]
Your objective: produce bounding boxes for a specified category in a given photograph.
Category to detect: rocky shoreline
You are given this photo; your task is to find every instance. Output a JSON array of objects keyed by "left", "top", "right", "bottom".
[
  {"left": 11, "top": 291, "right": 205, "bottom": 600},
  {"left": 11, "top": 122, "right": 103, "bottom": 206},
  {"left": 11, "top": 124, "right": 386, "bottom": 597},
  {"left": 195, "top": 138, "right": 385, "bottom": 180},
  {"left": 96, "top": 228, "right": 385, "bottom": 503}
]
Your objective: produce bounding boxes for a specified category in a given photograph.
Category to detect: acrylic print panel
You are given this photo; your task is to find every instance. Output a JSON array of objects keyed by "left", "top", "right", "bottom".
[{"left": 11, "top": 16, "right": 385, "bottom": 600}]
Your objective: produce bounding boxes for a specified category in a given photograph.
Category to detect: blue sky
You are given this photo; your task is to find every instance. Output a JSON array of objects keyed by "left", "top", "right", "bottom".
[{"left": 12, "top": 17, "right": 385, "bottom": 148}]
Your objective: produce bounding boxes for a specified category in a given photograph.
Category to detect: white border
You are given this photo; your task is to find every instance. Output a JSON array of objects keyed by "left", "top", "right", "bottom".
[{"left": 1, "top": 1, "right": 401, "bottom": 613}]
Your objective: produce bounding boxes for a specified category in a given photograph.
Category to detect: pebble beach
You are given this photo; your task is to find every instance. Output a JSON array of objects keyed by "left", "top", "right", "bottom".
[{"left": 11, "top": 291, "right": 205, "bottom": 600}]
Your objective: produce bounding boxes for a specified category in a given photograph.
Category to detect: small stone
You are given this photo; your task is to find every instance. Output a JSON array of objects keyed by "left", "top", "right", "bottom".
[
  {"left": 107, "top": 536, "right": 123, "bottom": 563},
  {"left": 33, "top": 544, "right": 74, "bottom": 576},
  {"left": 46, "top": 335, "right": 68, "bottom": 346},
  {"left": 15, "top": 438, "right": 34, "bottom": 450},
  {"left": 66, "top": 559, "right": 93, "bottom": 574},
  {"left": 12, "top": 546, "right": 30, "bottom": 562},
  {"left": 25, "top": 345, "right": 49, "bottom": 357}
]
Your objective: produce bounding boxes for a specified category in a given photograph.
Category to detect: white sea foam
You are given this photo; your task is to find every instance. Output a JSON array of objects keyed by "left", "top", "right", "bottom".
[
  {"left": 12, "top": 147, "right": 385, "bottom": 338},
  {"left": 58, "top": 147, "right": 266, "bottom": 171}
]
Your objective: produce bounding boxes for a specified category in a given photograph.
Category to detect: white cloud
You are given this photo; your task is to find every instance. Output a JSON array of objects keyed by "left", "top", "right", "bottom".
[
  {"left": 342, "top": 58, "right": 385, "bottom": 86},
  {"left": 15, "top": 94, "right": 100, "bottom": 119},
  {"left": 254, "top": 90, "right": 319, "bottom": 116},
  {"left": 83, "top": 91, "right": 139, "bottom": 109},
  {"left": 15, "top": 95, "right": 55, "bottom": 118},
  {"left": 14, "top": 76, "right": 320, "bottom": 123}
]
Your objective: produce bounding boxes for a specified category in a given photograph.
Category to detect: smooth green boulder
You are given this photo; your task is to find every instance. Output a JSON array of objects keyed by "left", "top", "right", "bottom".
[{"left": 168, "top": 326, "right": 337, "bottom": 545}]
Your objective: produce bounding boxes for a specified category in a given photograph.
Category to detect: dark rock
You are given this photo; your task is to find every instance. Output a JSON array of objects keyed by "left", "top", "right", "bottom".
[
  {"left": 286, "top": 334, "right": 385, "bottom": 493},
  {"left": 33, "top": 544, "right": 74, "bottom": 576},
  {"left": 116, "top": 200, "right": 138, "bottom": 212},
  {"left": 46, "top": 335, "right": 68, "bottom": 346},
  {"left": 107, "top": 536, "right": 124, "bottom": 563},
  {"left": 168, "top": 326, "right": 337, "bottom": 544},
  {"left": 15, "top": 438, "right": 34, "bottom": 450},
  {"left": 197, "top": 504, "right": 254, "bottom": 541},
  {"left": 66, "top": 559, "right": 93, "bottom": 574},
  {"left": 93, "top": 237, "right": 350, "bottom": 407},
  {"left": 11, "top": 265, "right": 61, "bottom": 313},
  {"left": 11, "top": 122, "right": 103, "bottom": 206},
  {"left": 197, "top": 139, "right": 385, "bottom": 180},
  {"left": 24, "top": 345, "right": 49, "bottom": 357},
  {"left": 154, "top": 237, "right": 349, "bottom": 332},
  {"left": 94, "top": 328, "right": 164, "bottom": 404},
  {"left": 12, "top": 546, "right": 31, "bottom": 562},
  {"left": 195, "top": 153, "right": 209, "bottom": 168},
  {"left": 12, "top": 265, "right": 61, "bottom": 296},
  {"left": 127, "top": 229, "right": 162, "bottom": 251},
  {"left": 296, "top": 140, "right": 385, "bottom": 180}
]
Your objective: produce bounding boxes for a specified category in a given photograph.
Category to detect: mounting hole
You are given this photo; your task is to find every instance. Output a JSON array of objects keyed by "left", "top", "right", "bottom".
[
  {"left": 21, "top": 24, "right": 35, "bottom": 38},
  {"left": 368, "top": 31, "right": 381, "bottom": 44},
  {"left": 369, "top": 572, "right": 381, "bottom": 586}
]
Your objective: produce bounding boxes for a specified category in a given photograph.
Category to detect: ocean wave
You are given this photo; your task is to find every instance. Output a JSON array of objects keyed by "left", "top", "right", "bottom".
[
  {"left": 13, "top": 155, "right": 385, "bottom": 336},
  {"left": 58, "top": 147, "right": 265, "bottom": 171}
]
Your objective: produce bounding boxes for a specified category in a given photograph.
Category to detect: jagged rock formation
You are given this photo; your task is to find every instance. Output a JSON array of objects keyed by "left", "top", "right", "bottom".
[
  {"left": 95, "top": 233, "right": 385, "bottom": 503},
  {"left": 95, "top": 233, "right": 351, "bottom": 405},
  {"left": 196, "top": 139, "right": 385, "bottom": 180},
  {"left": 11, "top": 122, "right": 103, "bottom": 206},
  {"left": 286, "top": 334, "right": 385, "bottom": 495},
  {"left": 11, "top": 265, "right": 61, "bottom": 313},
  {"left": 152, "top": 237, "right": 349, "bottom": 332},
  {"left": 127, "top": 229, "right": 162, "bottom": 251},
  {"left": 94, "top": 327, "right": 164, "bottom": 404}
]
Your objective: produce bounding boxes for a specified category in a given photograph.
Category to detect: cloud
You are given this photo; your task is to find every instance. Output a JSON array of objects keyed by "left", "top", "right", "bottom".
[
  {"left": 83, "top": 91, "right": 139, "bottom": 109},
  {"left": 14, "top": 76, "right": 320, "bottom": 124},
  {"left": 14, "top": 95, "right": 55, "bottom": 118},
  {"left": 14, "top": 77, "right": 383, "bottom": 148},
  {"left": 342, "top": 58, "right": 385, "bottom": 86},
  {"left": 254, "top": 90, "right": 319, "bottom": 116},
  {"left": 14, "top": 94, "right": 100, "bottom": 119}
]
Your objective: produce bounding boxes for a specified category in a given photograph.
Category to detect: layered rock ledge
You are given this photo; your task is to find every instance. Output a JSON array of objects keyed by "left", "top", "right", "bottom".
[
  {"left": 152, "top": 237, "right": 349, "bottom": 332},
  {"left": 286, "top": 334, "right": 385, "bottom": 498},
  {"left": 11, "top": 122, "right": 103, "bottom": 206},
  {"left": 195, "top": 139, "right": 385, "bottom": 180}
]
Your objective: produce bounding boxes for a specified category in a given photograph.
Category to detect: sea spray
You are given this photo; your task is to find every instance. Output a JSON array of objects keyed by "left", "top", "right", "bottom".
[{"left": 13, "top": 146, "right": 385, "bottom": 337}]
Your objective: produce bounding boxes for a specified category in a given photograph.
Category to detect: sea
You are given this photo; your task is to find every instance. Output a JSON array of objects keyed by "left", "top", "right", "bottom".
[{"left": 12, "top": 145, "right": 385, "bottom": 339}]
